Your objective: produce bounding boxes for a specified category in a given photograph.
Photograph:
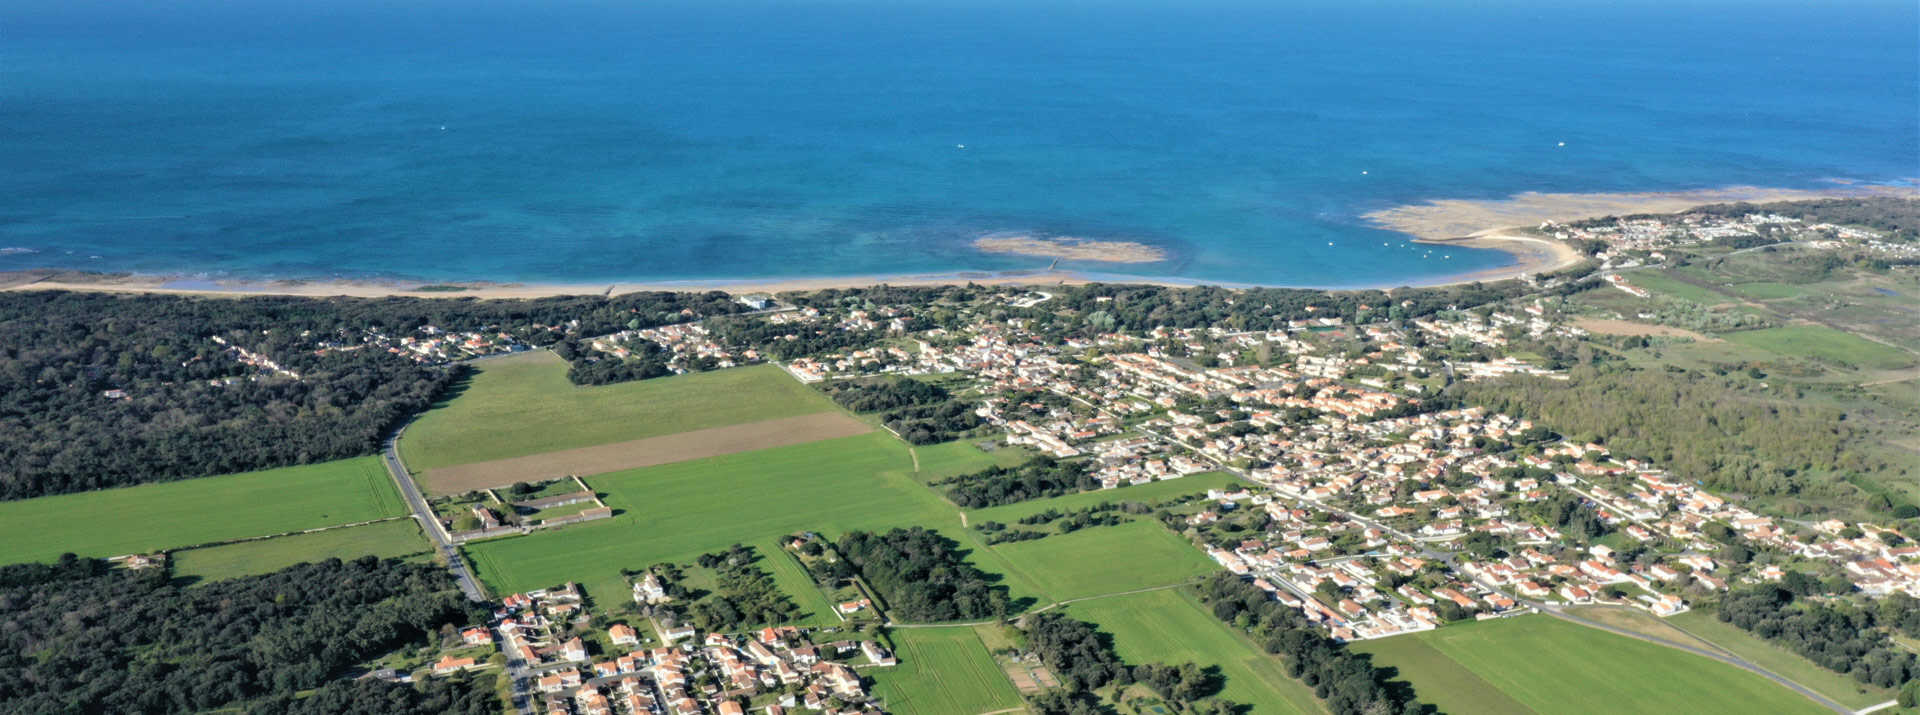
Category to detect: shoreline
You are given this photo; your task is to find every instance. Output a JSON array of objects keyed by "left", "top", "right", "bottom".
[{"left": 7, "top": 182, "right": 1911, "bottom": 300}]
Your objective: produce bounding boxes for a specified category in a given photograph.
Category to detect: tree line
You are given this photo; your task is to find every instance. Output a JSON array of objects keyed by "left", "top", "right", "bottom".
[
  {"left": 0, "top": 555, "right": 489, "bottom": 714},
  {"left": 1021, "top": 613, "right": 1238, "bottom": 714},
  {"left": 817, "top": 528, "right": 1009, "bottom": 622},
  {"left": 938, "top": 457, "right": 1098, "bottom": 509},
  {"left": 822, "top": 377, "right": 983, "bottom": 444},
  {"left": 1194, "top": 573, "right": 1428, "bottom": 715},
  {"left": 1717, "top": 586, "right": 1920, "bottom": 690}
]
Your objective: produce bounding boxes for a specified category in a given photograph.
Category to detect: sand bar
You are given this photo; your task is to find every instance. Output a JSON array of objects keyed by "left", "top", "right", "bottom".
[{"left": 972, "top": 235, "right": 1168, "bottom": 263}]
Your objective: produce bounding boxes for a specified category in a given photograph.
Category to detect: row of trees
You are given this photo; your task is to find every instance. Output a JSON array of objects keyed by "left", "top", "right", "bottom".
[
  {"left": 0, "top": 290, "right": 739, "bottom": 499},
  {"left": 683, "top": 545, "right": 802, "bottom": 631},
  {"left": 0, "top": 555, "right": 485, "bottom": 714},
  {"left": 823, "top": 528, "right": 1010, "bottom": 622},
  {"left": 1022, "top": 613, "right": 1233, "bottom": 712},
  {"left": 1717, "top": 586, "right": 1920, "bottom": 689},
  {"left": 938, "top": 457, "right": 1098, "bottom": 509},
  {"left": 1194, "top": 573, "right": 1427, "bottom": 715}
]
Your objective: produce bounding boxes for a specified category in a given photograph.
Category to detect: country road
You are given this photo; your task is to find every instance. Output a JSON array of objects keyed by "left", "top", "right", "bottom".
[
  {"left": 379, "top": 423, "right": 533, "bottom": 711},
  {"left": 1536, "top": 604, "right": 1854, "bottom": 714}
]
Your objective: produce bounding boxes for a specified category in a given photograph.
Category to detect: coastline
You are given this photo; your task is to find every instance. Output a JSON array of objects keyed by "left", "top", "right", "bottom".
[{"left": 7, "top": 182, "right": 1912, "bottom": 300}]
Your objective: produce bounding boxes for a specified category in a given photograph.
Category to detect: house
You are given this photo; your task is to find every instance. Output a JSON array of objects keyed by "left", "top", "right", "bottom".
[
  {"left": 634, "top": 572, "right": 672, "bottom": 604},
  {"left": 433, "top": 655, "right": 477, "bottom": 674},
  {"left": 837, "top": 598, "right": 872, "bottom": 615},
  {"left": 610, "top": 623, "right": 640, "bottom": 647},
  {"left": 460, "top": 627, "right": 493, "bottom": 646},
  {"left": 561, "top": 637, "right": 589, "bottom": 662}
]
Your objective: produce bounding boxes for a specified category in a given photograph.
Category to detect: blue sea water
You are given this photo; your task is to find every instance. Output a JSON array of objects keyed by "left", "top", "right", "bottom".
[{"left": 2, "top": 0, "right": 1915, "bottom": 287}]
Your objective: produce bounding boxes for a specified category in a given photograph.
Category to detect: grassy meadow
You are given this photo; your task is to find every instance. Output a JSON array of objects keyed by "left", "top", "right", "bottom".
[
  {"left": 1721, "top": 324, "right": 1915, "bottom": 370},
  {"left": 400, "top": 354, "right": 837, "bottom": 470},
  {"left": 172, "top": 519, "right": 431, "bottom": 583},
  {"left": 967, "top": 471, "right": 1244, "bottom": 524},
  {"left": 869, "top": 627, "right": 1026, "bottom": 715},
  {"left": 1065, "top": 589, "right": 1323, "bottom": 714},
  {"left": 1354, "top": 615, "right": 1829, "bottom": 715},
  {"left": 1667, "top": 610, "right": 1895, "bottom": 709},
  {"left": 990, "top": 519, "right": 1219, "bottom": 602},
  {"left": 0, "top": 457, "right": 406, "bottom": 565},
  {"left": 462, "top": 432, "right": 1048, "bottom": 609}
]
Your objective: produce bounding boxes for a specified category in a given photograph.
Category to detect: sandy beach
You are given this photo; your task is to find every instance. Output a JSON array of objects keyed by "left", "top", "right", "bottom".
[{"left": 7, "top": 182, "right": 1911, "bottom": 300}]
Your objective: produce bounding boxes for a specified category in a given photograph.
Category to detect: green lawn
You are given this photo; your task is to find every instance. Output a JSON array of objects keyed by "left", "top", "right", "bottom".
[
  {"left": 967, "top": 471, "right": 1245, "bottom": 524},
  {"left": 755, "top": 537, "right": 844, "bottom": 628},
  {"left": 172, "top": 519, "right": 431, "bottom": 583},
  {"left": 1358, "top": 615, "right": 1828, "bottom": 714},
  {"left": 1721, "top": 324, "right": 1915, "bottom": 370},
  {"left": 1066, "top": 589, "right": 1324, "bottom": 714},
  {"left": 989, "top": 520, "right": 1219, "bottom": 602},
  {"left": 463, "top": 432, "right": 1048, "bottom": 609},
  {"left": 1732, "top": 282, "right": 1816, "bottom": 300},
  {"left": 1667, "top": 610, "right": 1895, "bottom": 709},
  {"left": 870, "top": 627, "right": 1026, "bottom": 715},
  {"left": 1628, "top": 272, "right": 1726, "bottom": 303},
  {"left": 0, "top": 457, "right": 407, "bottom": 565},
  {"left": 911, "top": 440, "right": 1033, "bottom": 483},
  {"left": 1353, "top": 631, "right": 1535, "bottom": 715},
  {"left": 400, "top": 354, "right": 837, "bottom": 470}
]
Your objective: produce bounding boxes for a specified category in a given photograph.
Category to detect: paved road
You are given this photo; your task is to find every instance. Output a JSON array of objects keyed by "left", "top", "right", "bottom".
[{"left": 379, "top": 424, "right": 533, "bottom": 710}]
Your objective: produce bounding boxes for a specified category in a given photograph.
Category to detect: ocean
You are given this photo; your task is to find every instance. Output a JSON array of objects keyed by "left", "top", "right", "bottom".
[{"left": 2, "top": 0, "right": 1915, "bottom": 288}]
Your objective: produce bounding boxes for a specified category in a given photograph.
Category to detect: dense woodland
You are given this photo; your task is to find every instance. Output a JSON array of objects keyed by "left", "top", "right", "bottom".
[
  {"left": 706, "top": 314, "right": 895, "bottom": 361},
  {"left": 938, "top": 457, "right": 1098, "bottom": 509},
  {"left": 1452, "top": 365, "right": 1914, "bottom": 515},
  {"left": 822, "top": 376, "right": 983, "bottom": 444},
  {"left": 1195, "top": 573, "right": 1427, "bottom": 715},
  {"left": 0, "top": 556, "right": 488, "bottom": 714},
  {"left": 821, "top": 528, "right": 1009, "bottom": 622},
  {"left": 1022, "top": 613, "right": 1236, "bottom": 713},
  {"left": 0, "top": 290, "right": 736, "bottom": 500},
  {"left": 1718, "top": 586, "right": 1920, "bottom": 689}
]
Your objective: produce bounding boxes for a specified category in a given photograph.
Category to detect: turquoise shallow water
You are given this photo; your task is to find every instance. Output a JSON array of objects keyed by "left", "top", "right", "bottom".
[{"left": 2, "top": 0, "right": 1915, "bottom": 287}]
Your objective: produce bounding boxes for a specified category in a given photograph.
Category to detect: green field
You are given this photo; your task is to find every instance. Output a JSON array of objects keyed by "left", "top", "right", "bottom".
[
  {"left": 1667, "top": 610, "right": 1895, "bottom": 709},
  {"left": 990, "top": 520, "right": 1219, "bottom": 602},
  {"left": 754, "top": 537, "right": 844, "bottom": 628},
  {"left": 967, "top": 471, "right": 1245, "bottom": 524},
  {"left": 1627, "top": 272, "right": 1726, "bottom": 303},
  {"left": 1731, "top": 282, "right": 1816, "bottom": 300},
  {"left": 0, "top": 457, "right": 407, "bottom": 565},
  {"left": 463, "top": 432, "right": 1047, "bottom": 608},
  {"left": 400, "top": 355, "right": 838, "bottom": 470},
  {"left": 1066, "top": 589, "right": 1323, "bottom": 714},
  {"left": 870, "top": 627, "right": 1026, "bottom": 715},
  {"left": 1721, "top": 324, "right": 1915, "bottom": 370},
  {"left": 911, "top": 440, "right": 1033, "bottom": 483},
  {"left": 1355, "top": 615, "right": 1828, "bottom": 714},
  {"left": 172, "top": 519, "right": 431, "bottom": 583}
]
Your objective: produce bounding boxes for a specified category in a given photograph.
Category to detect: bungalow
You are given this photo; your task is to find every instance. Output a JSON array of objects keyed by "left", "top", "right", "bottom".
[{"left": 433, "top": 655, "right": 477, "bottom": 674}]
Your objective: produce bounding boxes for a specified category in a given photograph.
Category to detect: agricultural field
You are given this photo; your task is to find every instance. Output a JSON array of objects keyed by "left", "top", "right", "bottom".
[
  {"left": 172, "top": 519, "right": 431, "bottom": 583},
  {"left": 989, "top": 520, "right": 1219, "bottom": 602},
  {"left": 1666, "top": 610, "right": 1896, "bottom": 709},
  {"left": 1065, "top": 589, "right": 1324, "bottom": 714},
  {"left": 869, "top": 627, "right": 1026, "bottom": 715},
  {"left": 1354, "top": 615, "right": 1829, "bottom": 715},
  {"left": 399, "top": 354, "right": 838, "bottom": 471},
  {"left": 1721, "top": 324, "right": 1915, "bottom": 370},
  {"left": 423, "top": 412, "right": 872, "bottom": 493},
  {"left": 462, "top": 432, "right": 1048, "bottom": 608},
  {"left": 1623, "top": 271, "right": 1726, "bottom": 304},
  {"left": 0, "top": 456, "right": 406, "bottom": 565},
  {"left": 967, "top": 471, "right": 1244, "bottom": 524}
]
